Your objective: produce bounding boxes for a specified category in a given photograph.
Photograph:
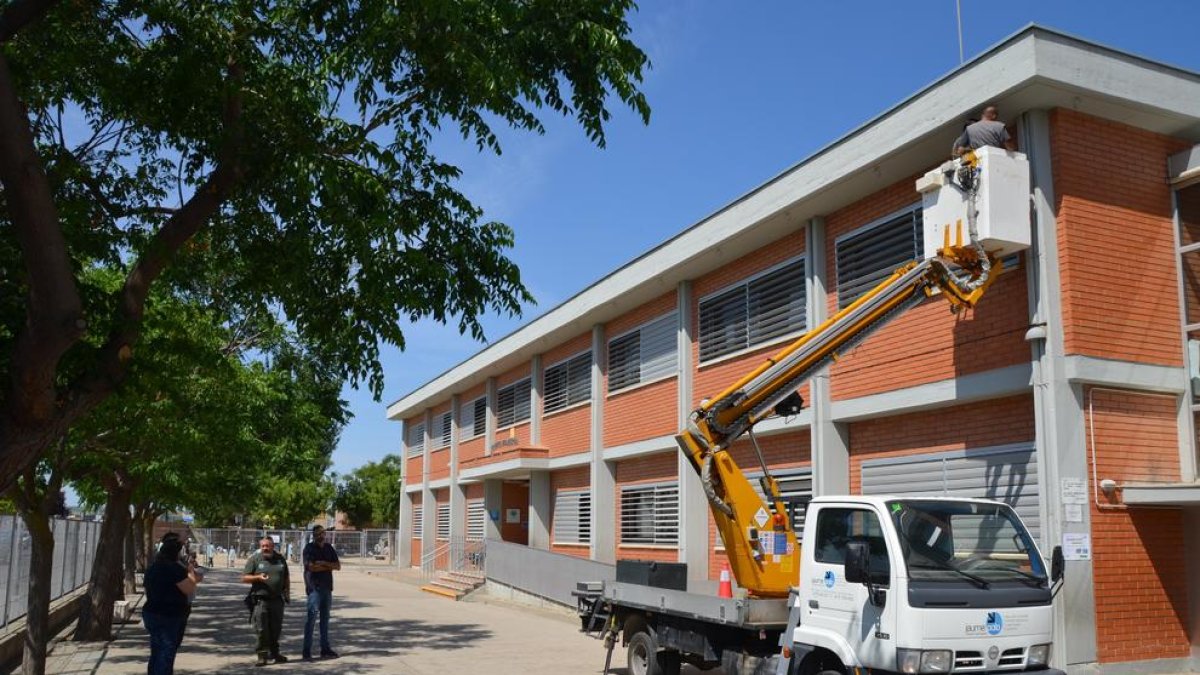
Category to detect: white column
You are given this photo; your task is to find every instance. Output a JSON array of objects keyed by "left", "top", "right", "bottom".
[
  {"left": 531, "top": 354, "right": 543, "bottom": 445},
  {"left": 528, "top": 471, "right": 551, "bottom": 550},
  {"left": 590, "top": 323, "right": 617, "bottom": 563},
  {"left": 449, "top": 396, "right": 465, "bottom": 543},
  {"left": 1022, "top": 110, "right": 1097, "bottom": 668},
  {"left": 675, "top": 281, "right": 708, "bottom": 583},
  {"left": 420, "top": 410, "right": 436, "bottom": 562},
  {"left": 807, "top": 216, "right": 850, "bottom": 495}
]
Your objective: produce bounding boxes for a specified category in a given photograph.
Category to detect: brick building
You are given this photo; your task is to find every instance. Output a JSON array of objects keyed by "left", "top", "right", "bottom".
[{"left": 388, "top": 27, "right": 1200, "bottom": 671}]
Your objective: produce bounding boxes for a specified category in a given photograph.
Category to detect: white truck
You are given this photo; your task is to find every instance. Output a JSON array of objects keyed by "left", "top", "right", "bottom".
[{"left": 581, "top": 148, "right": 1065, "bottom": 675}]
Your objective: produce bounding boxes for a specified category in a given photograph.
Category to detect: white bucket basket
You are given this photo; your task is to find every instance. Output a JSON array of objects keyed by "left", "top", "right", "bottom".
[{"left": 917, "top": 146, "right": 1031, "bottom": 260}]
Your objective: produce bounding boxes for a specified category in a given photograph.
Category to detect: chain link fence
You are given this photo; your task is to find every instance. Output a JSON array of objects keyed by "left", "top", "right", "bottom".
[
  {"left": 190, "top": 528, "right": 396, "bottom": 568},
  {"left": 0, "top": 515, "right": 101, "bottom": 632}
]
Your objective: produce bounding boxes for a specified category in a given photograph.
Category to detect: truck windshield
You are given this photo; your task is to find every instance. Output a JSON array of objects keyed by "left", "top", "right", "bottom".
[{"left": 887, "top": 500, "right": 1046, "bottom": 584}]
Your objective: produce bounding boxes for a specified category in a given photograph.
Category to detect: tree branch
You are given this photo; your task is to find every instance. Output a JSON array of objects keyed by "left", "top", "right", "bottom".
[
  {"left": 0, "top": 53, "right": 84, "bottom": 428},
  {"left": 0, "top": 0, "right": 58, "bottom": 44}
]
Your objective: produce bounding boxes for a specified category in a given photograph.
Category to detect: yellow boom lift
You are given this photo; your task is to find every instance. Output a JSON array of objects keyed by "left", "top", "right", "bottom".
[{"left": 676, "top": 148, "right": 1024, "bottom": 598}]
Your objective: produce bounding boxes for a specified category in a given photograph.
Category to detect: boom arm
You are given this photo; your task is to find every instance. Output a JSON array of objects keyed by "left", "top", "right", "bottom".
[{"left": 676, "top": 178, "right": 1003, "bottom": 597}]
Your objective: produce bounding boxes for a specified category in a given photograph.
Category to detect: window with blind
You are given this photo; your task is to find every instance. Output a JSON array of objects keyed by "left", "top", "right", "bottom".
[
  {"left": 552, "top": 490, "right": 592, "bottom": 545},
  {"left": 466, "top": 500, "right": 486, "bottom": 541},
  {"left": 436, "top": 503, "right": 450, "bottom": 539},
  {"left": 698, "top": 258, "right": 806, "bottom": 362},
  {"left": 544, "top": 352, "right": 592, "bottom": 414},
  {"left": 497, "top": 378, "right": 532, "bottom": 428},
  {"left": 608, "top": 312, "right": 678, "bottom": 393},
  {"left": 619, "top": 482, "right": 679, "bottom": 546},
  {"left": 412, "top": 505, "right": 423, "bottom": 538},
  {"left": 460, "top": 397, "right": 486, "bottom": 440},
  {"left": 434, "top": 412, "right": 452, "bottom": 448},
  {"left": 406, "top": 423, "right": 425, "bottom": 456},
  {"left": 835, "top": 206, "right": 922, "bottom": 309}
]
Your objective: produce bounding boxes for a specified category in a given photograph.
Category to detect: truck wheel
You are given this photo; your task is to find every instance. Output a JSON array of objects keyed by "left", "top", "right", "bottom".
[{"left": 626, "top": 630, "right": 664, "bottom": 675}]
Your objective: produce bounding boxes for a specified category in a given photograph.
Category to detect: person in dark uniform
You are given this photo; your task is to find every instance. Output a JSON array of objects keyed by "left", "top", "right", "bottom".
[
  {"left": 241, "top": 536, "right": 290, "bottom": 667},
  {"left": 143, "top": 532, "right": 202, "bottom": 675},
  {"left": 301, "top": 525, "right": 342, "bottom": 660}
]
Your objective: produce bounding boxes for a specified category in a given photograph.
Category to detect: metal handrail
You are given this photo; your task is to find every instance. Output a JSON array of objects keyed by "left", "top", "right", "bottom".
[{"left": 419, "top": 536, "right": 487, "bottom": 578}]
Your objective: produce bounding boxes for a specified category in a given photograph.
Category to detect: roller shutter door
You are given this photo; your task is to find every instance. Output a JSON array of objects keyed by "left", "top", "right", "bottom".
[{"left": 860, "top": 444, "right": 1039, "bottom": 539}]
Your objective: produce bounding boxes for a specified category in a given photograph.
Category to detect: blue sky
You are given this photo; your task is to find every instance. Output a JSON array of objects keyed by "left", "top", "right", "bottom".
[{"left": 331, "top": 1, "right": 1200, "bottom": 474}]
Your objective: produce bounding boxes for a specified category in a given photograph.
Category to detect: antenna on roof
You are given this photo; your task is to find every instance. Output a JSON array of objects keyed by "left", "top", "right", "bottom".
[{"left": 955, "top": 0, "right": 965, "bottom": 64}]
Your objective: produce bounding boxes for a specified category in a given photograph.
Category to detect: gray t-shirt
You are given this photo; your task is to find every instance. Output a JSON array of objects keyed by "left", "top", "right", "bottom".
[{"left": 954, "top": 119, "right": 1009, "bottom": 152}]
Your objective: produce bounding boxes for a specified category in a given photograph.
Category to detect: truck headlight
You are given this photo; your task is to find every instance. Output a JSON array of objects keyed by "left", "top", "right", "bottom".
[
  {"left": 920, "top": 650, "right": 952, "bottom": 673},
  {"left": 1027, "top": 643, "right": 1051, "bottom": 667},
  {"left": 897, "top": 649, "right": 922, "bottom": 674}
]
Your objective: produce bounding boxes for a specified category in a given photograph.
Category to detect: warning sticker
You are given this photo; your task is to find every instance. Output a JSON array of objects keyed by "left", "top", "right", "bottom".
[{"left": 754, "top": 507, "right": 770, "bottom": 528}]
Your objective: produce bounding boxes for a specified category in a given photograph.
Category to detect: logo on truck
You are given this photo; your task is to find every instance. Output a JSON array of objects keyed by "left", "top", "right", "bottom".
[
  {"left": 986, "top": 612, "right": 1004, "bottom": 636},
  {"left": 823, "top": 571, "right": 835, "bottom": 588}
]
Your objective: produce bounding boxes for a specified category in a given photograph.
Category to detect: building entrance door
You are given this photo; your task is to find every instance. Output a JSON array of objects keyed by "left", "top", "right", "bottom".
[{"left": 501, "top": 480, "right": 529, "bottom": 545}]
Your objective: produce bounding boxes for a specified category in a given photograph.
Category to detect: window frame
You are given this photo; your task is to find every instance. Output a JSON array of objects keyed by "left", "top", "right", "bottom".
[
  {"left": 619, "top": 481, "right": 679, "bottom": 547},
  {"left": 834, "top": 203, "right": 922, "bottom": 310},
  {"left": 496, "top": 378, "right": 532, "bottom": 429},
  {"left": 434, "top": 411, "right": 453, "bottom": 449},
  {"left": 543, "top": 350, "right": 593, "bottom": 415},
  {"left": 812, "top": 506, "right": 890, "bottom": 586},
  {"left": 459, "top": 396, "right": 487, "bottom": 441},
  {"left": 411, "top": 504, "right": 423, "bottom": 539},
  {"left": 466, "top": 499, "right": 486, "bottom": 541},
  {"left": 436, "top": 502, "right": 451, "bottom": 540},
  {"left": 607, "top": 311, "right": 679, "bottom": 395},
  {"left": 551, "top": 489, "right": 592, "bottom": 546},
  {"left": 405, "top": 422, "right": 426, "bottom": 457},
  {"left": 697, "top": 256, "right": 807, "bottom": 364}
]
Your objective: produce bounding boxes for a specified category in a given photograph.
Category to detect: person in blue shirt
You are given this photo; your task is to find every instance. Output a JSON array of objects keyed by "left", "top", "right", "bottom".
[
  {"left": 301, "top": 525, "right": 341, "bottom": 660},
  {"left": 143, "top": 532, "right": 203, "bottom": 675}
]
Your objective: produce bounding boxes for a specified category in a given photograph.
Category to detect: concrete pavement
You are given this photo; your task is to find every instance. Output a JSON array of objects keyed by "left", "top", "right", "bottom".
[{"left": 47, "top": 565, "right": 623, "bottom": 675}]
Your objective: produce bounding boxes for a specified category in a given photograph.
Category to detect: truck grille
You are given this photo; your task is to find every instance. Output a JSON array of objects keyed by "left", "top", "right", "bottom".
[{"left": 952, "top": 647, "right": 1026, "bottom": 671}]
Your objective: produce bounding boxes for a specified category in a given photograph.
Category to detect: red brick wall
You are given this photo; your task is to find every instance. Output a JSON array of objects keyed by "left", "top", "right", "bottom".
[
  {"left": 693, "top": 229, "right": 807, "bottom": 408},
  {"left": 428, "top": 448, "right": 450, "bottom": 481},
  {"left": 1085, "top": 387, "right": 1189, "bottom": 662},
  {"left": 605, "top": 293, "right": 680, "bottom": 446},
  {"left": 1051, "top": 109, "right": 1191, "bottom": 367},
  {"left": 616, "top": 452, "right": 679, "bottom": 561},
  {"left": 708, "top": 430, "right": 811, "bottom": 580},
  {"left": 405, "top": 455, "right": 422, "bottom": 487},
  {"left": 607, "top": 378, "right": 679, "bottom": 447},
  {"left": 848, "top": 395, "right": 1034, "bottom": 493},
  {"left": 824, "top": 175, "right": 1029, "bottom": 400},
  {"left": 551, "top": 467, "right": 591, "bottom": 558}
]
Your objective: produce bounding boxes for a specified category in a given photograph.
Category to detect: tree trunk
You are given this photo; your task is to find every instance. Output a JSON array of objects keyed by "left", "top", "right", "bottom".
[
  {"left": 74, "top": 475, "right": 133, "bottom": 641},
  {"left": 122, "top": 517, "right": 136, "bottom": 596},
  {"left": 18, "top": 509, "right": 54, "bottom": 675},
  {"left": 130, "top": 507, "right": 145, "bottom": 572}
]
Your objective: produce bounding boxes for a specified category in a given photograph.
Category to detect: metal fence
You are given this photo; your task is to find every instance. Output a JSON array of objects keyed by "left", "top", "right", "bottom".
[
  {"left": 0, "top": 515, "right": 101, "bottom": 632},
  {"left": 191, "top": 528, "right": 396, "bottom": 567}
]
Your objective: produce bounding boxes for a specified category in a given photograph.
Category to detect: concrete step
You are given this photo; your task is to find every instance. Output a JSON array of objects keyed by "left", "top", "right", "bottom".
[
  {"left": 446, "top": 572, "right": 485, "bottom": 586},
  {"left": 429, "top": 578, "right": 475, "bottom": 593},
  {"left": 420, "top": 584, "right": 463, "bottom": 599}
]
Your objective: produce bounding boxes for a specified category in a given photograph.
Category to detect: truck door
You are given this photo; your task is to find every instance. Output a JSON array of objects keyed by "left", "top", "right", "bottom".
[{"left": 803, "top": 505, "right": 897, "bottom": 667}]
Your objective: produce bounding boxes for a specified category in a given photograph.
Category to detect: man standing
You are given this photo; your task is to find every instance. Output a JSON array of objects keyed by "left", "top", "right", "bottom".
[
  {"left": 242, "top": 536, "right": 290, "bottom": 667},
  {"left": 953, "top": 104, "right": 1016, "bottom": 156},
  {"left": 302, "top": 525, "right": 341, "bottom": 660}
]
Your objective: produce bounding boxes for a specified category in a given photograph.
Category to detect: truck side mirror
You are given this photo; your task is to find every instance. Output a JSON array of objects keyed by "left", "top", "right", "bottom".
[
  {"left": 844, "top": 541, "right": 870, "bottom": 585},
  {"left": 1050, "top": 545, "right": 1064, "bottom": 582}
]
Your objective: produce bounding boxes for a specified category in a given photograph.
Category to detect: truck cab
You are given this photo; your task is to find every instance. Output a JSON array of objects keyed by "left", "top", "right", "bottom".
[{"left": 785, "top": 496, "right": 1064, "bottom": 675}]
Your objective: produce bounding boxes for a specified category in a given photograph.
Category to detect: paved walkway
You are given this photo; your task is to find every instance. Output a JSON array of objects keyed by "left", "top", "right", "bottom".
[{"left": 40, "top": 566, "right": 625, "bottom": 675}]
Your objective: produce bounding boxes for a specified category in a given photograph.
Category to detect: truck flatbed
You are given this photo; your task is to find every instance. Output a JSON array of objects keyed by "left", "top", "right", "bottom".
[{"left": 603, "top": 581, "right": 789, "bottom": 628}]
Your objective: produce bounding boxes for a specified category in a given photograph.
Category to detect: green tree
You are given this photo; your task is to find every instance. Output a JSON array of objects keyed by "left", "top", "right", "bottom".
[
  {"left": 0, "top": 0, "right": 650, "bottom": 492},
  {"left": 334, "top": 454, "right": 402, "bottom": 528},
  {"left": 69, "top": 280, "right": 347, "bottom": 640}
]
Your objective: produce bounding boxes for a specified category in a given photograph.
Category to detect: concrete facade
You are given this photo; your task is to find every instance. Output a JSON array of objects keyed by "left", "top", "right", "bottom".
[{"left": 388, "top": 27, "right": 1200, "bottom": 672}]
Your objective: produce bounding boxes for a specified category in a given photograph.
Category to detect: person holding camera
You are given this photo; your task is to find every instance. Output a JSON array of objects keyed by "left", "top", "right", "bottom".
[
  {"left": 143, "top": 532, "right": 203, "bottom": 675},
  {"left": 241, "top": 536, "right": 291, "bottom": 667}
]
